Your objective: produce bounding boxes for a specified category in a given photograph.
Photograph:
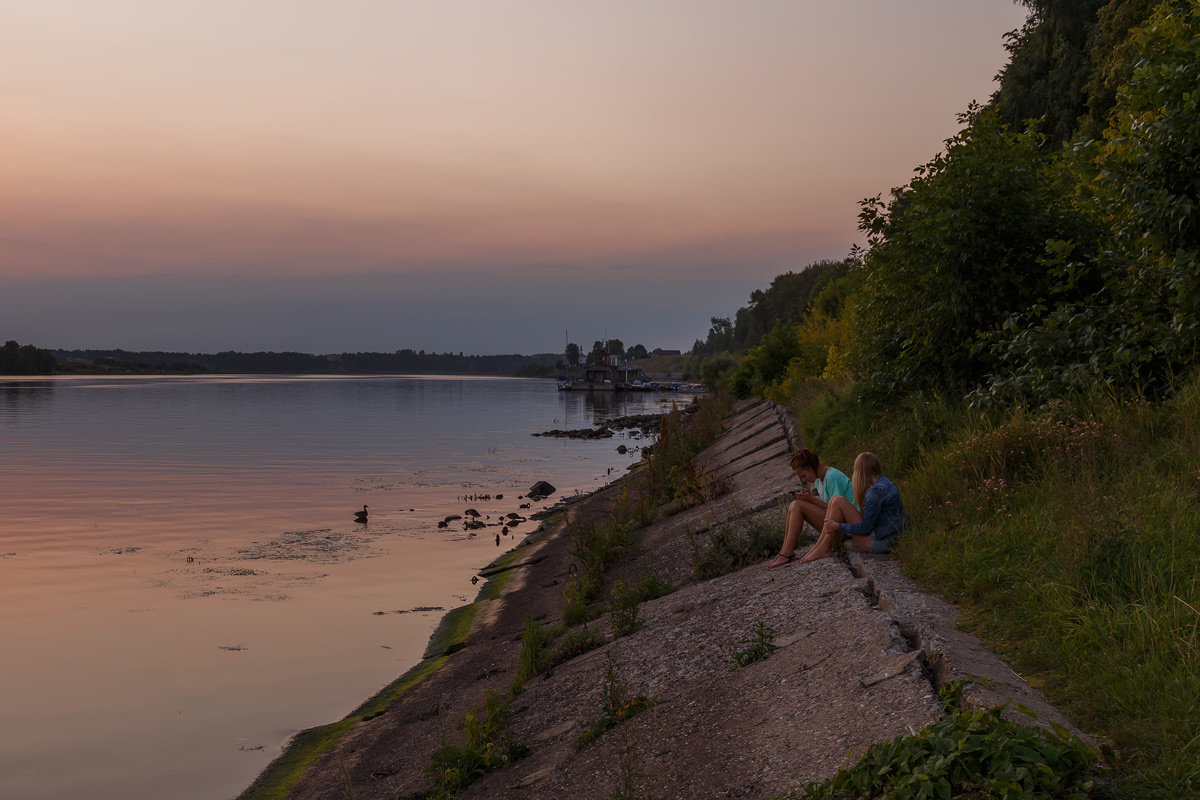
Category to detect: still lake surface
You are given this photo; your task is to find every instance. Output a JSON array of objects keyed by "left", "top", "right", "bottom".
[{"left": 0, "top": 375, "right": 673, "bottom": 800}]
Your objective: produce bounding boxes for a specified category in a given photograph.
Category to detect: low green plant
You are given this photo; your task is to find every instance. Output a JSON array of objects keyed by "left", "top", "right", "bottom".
[
  {"left": 425, "top": 690, "right": 530, "bottom": 800},
  {"left": 514, "top": 617, "right": 562, "bottom": 688},
  {"left": 578, "top": 654, "right": 655, "bottom": 747},
  {"left": 563, "top": 517, "right": 636, "bottom": 625},
  {"left": 788, "top": 682, "right": 1098, "bottom": 800},
  {"left": 631, "top": 567, "right": 674, "bottom": 603},
  {"left": 641, "top": 393, "right": 734, "bottom": 508},
  {"left": 561, "top": 395, "right": 731, "bottom": 626},
  {"left": 550, "top": 625, "right": 603, "bottom": 666},
  {"left": 605, "top": 712, "right": 666, "bottom": 800},
  {"left": 805, "top": 377, "right": 1200, "bottom": 796},
  {"left": 727, "top": 621, "right": 778, "bottom": 669},
  {"left": 608, "top": 579, "right": 643, "bottom": 637}
]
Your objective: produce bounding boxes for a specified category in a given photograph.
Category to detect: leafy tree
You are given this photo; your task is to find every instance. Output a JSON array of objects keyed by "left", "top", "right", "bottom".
[
  {"left": 627, "top": 344, "right": 648, "bottom": 359},
  {"left": 1100, "top": 0, "right": 1200, "bottom": 333},
  {"left": 692, "top": 316, "right": 734, "bottom": 358},
  {"left": 853, "top": 106, "right": 1097, "bottom": 399},
  {"left": 1081, "top": 0, "right": 1162, "bottom": 132},
  {"left": 698, "top": 352, "right": 739, "bottom": 391},
  {"left": 728, "top": 320, "right": 806, "bottom": 398},
  {"left": 565, "top": 342, "right": 581, "bottom": 367},
  {"left": 992, "top": 0, "right": 1107, "bottom": 143},
  {"left": 604, "top": 339, "right": 625, "bottom": 358},
  {"left": 730, "top": 259, "right": 853, "bottom": 350},
  {"left": 975, "top": 1, "right": 1200, "bottom": 404},
  {"left": 0, "top": 340, "right": 57, "bottom": 374}
]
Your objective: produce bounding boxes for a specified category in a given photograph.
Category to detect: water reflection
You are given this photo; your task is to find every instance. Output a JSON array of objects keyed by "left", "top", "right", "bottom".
[
  {"left": 0, "top": 375, "right": 664, "bottom": 800},
  {"left": 558, "top": 387, "right": 678, "bottom": 422},
  {"left": 0, "top": 379, "right": 56, "bottom": 417}
]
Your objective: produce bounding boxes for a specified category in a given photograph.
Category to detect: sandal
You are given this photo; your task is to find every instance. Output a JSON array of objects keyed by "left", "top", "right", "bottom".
[{"left": 767, "top": 552, "right": 797, "bottom": 570}]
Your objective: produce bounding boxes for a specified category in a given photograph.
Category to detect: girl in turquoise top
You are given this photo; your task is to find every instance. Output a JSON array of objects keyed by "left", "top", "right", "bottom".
[{"left": 767, "top": 448, "right": 855, "bottom": 569}]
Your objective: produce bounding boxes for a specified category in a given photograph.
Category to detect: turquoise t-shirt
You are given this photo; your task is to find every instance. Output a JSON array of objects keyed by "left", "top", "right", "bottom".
[{"left": 816, "top": 466, "right": 855, "bottom": 509}]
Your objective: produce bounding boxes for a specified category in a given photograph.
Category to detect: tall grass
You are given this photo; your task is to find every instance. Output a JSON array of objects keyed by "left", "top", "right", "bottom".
[{"left": 798, "top": 375, "right": 1200, "bottom": 797}]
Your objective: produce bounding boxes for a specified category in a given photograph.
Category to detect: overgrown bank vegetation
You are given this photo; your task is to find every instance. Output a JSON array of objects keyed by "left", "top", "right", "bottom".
[
  {"left": 425, "top": 393, "right": 735, "bottom": 799},
  {"left": 683, "top": 3, "right": 1200, "bottom": 796}
]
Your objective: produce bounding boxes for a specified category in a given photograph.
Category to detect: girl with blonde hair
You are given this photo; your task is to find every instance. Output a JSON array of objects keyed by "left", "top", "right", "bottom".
[{"left": 800, "top": 451, "right": 908, "bottom": 562}]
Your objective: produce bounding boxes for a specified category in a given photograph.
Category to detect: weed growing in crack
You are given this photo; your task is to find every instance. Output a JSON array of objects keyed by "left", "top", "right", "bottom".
[
  {"left": 727, "top": 621, "right": 778, "bottom": 669},
  {"left": 689, "top": 510, "right": 785, "bottom": 579},
  {"left": 608, "top": 579, "right": 643, "bottom": 637},
  {"left": 424, "top": 691, "right": 530, "bottom": 800},
  {"left": 579, "top": 654, "right": 654, "bottom": 747}
]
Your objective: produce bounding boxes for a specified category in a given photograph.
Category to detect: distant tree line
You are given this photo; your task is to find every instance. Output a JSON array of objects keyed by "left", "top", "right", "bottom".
[
  {"left": 689, "top": 259, "right": 855, "bottom": 360},
  {"left": 0, "top": 340, "right": 57, "bottom": 374},
  {"left": 55, "top": 348, "right": 563, "bottom": 376}
]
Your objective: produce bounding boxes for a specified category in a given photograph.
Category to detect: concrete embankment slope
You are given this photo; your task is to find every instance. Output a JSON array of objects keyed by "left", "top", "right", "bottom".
[{"left": 273, "top": 398, "right": 1084, "bottom": 800}]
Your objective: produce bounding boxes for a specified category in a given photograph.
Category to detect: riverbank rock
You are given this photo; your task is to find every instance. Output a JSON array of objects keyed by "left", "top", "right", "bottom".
[{"left": 527, "top": 480, "right": 556, "bottom": 498}]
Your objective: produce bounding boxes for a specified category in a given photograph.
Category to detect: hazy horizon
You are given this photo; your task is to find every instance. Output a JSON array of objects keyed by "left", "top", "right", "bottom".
[{"left": 3, "top": 1, "right": 1029, "bottom": 354}]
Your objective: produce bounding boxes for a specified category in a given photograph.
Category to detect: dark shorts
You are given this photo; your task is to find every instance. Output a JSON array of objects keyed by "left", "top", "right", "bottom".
[{"left": 849, "top": 534, "right": 893, "bottom": 555}]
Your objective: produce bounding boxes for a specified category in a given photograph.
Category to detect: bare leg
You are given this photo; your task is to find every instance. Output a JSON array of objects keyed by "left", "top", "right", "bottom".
[
  {"left": 768, "top": 499, "right": 805, "bottom": 568},
  {"left": 847, "top": 534, "right": 874, "bottom": 552},
  {"left": 800, "top": 496, "right": 862, "bottom": 562},
  {"left": 768, "top": 497, "right": 829, "bottom": 568}
]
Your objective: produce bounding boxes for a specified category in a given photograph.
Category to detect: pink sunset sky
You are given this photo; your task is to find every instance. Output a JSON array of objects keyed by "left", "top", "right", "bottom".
[{"left": 1, "top": 1, "right": 1029, "bottom": 355}]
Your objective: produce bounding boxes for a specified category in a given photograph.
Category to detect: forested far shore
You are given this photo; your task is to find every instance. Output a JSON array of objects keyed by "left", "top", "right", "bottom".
[{"left": 38, "top": 348, "right": 565, "bottom": 377}]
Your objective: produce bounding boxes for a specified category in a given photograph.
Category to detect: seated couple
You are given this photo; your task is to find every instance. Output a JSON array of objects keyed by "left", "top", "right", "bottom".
[{"left": 767, "top": 448, "right": 907, "bottom": 568}]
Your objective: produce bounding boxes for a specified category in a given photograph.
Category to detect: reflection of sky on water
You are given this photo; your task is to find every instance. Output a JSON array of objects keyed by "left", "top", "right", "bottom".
[
  {"left": 0, "top": 375, "right": 672, "bottom": 556},
  {"left": 0, "top": 375, "right": 673, "bottom": 800}
]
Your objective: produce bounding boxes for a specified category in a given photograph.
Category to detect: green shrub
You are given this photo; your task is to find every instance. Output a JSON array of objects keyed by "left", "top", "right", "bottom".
[
  {"left": 607, "top": 580, "right": 643, "bottom": 638},
  {"left": 549, "top": 626, "right": 603, "bottom": 667},
  {"left": 788, "top": 685, "right": 1098, "bottom": 800},
  {"left": 631, "top": 568, "right": 674, "bottom": 603},
  {"left": 514, "top": 618, "right": 561, "bottom": 688},
  {"left": 425, "top": 691, "right": 529, "bottom": 800},
  {"left": 727, "top": 621, "right": 778, "bottom": 669}
]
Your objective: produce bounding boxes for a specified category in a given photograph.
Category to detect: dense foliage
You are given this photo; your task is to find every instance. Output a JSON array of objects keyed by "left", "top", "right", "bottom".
[
  {"left": 691, "top": 258, "right": 854, "bottom": 358},
  {"left": 0, "top": 340, "right": 57, "bottom": 374},
  {"left": 993, "top": 0, "right": 1109, "bottom": 142},
  {"left": 982, "top": 0, "right": 1200, "bottom": 404},
  {"left": 687, "top": 3, "right": 1200, "bottom": 795},
  {"left": 704, "top": 0, "right": 1200, "bottom": 408},
  {"left": 854, "top": 106, "right": 1096, "bottom": 399},
  {"left": 794, "top": 683, "right": 1097, "bottom": 800}
]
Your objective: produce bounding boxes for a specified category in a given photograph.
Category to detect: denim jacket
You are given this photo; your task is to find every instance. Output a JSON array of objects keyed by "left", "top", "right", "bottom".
[{"left": 838, "top": 476, "right": 908, "bottom": 547}]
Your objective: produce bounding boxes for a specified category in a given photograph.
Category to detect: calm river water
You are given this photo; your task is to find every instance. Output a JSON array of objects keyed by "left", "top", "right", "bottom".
[{"left": 0, "top": 375, "right": 673, "bottom": 800}]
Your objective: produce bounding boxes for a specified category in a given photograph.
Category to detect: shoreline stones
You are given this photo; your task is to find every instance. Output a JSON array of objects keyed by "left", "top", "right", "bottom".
[
  {"left": 527, "top": 480, "right": 556, "bottom": 498},
  {"left": 532, "top": 412, "right": 662, "bottom": 439}
]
